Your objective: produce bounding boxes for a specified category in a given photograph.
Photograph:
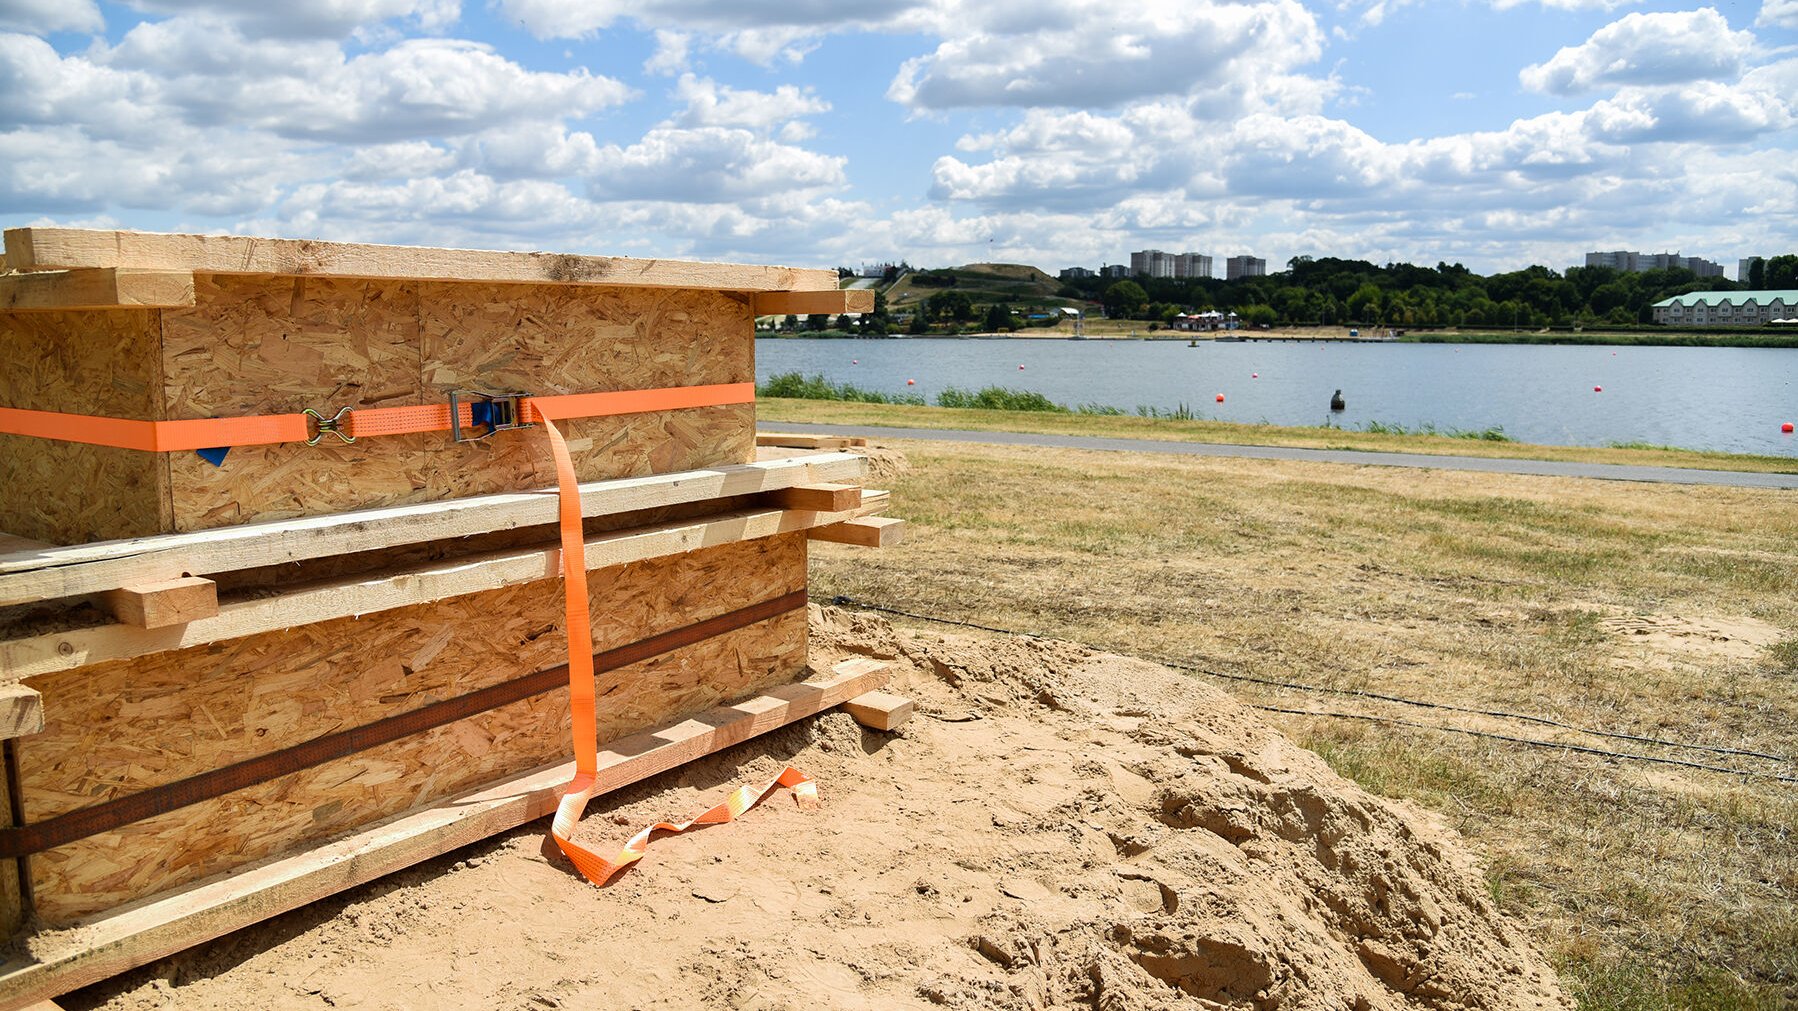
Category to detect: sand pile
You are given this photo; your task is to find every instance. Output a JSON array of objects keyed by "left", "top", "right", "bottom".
[{"left": 73, "top": 607, "right": 1568, "bottom": 1010}]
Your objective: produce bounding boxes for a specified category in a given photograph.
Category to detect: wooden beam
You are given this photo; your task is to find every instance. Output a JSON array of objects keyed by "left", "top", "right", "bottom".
[
  {"left": 3, "top": 229, "right": 837, "bottom": 294},
  {"left": 756, "top": 433, "right": 869, "bottom": 450},
  {"left": 1, "top": 503, "right": 869, "bottom": 681},
  {"left": 809, "top": 517, "right": 905, "bottom": 548},
  {"left": 765, "top": 483, "right": 862, "bottom": 512},
  {"left": 750, "top": 290, "right": 875, "bottom": 316},
  {"left": 0, "top": 453, "right": 867, "bottom": 608},
  {"left": 0, "top": 660, "right": 890, "bottom": 1011},
  {"left": 0, "top": 269, "right": 195, "bottom": 313},
  {"left": 842, "top": 691, "right": 914, "bottom": 732},
  {"left": 96, "top": 577, "right": 218, "bottom": 629},
  {"left": 0, "top": 685, "right": 42, "bottom": 741}
]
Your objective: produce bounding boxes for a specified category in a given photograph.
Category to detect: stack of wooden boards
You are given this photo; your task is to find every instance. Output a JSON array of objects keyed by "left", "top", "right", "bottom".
[{"left": 0, "top": 229, "right": 902, "bottom": 1010}]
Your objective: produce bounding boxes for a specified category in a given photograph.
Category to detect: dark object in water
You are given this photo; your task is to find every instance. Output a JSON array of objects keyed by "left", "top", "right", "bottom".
[{"left": 1330, "top": 389, "right": 1346, "bottom": 412}]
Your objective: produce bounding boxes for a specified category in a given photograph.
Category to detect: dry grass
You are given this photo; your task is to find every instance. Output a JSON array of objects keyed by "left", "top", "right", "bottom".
[
  {"left": 811, "top": 437, "right": 1798, "bottom": 1009},
  {"left": 761, "top": 398, "right": 1798, "bottom": 475}
]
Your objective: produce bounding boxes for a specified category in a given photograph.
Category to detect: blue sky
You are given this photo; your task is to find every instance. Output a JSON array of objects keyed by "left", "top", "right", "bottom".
[{"left": 2, "top": 0, "right": 1793, "bottom": 276}]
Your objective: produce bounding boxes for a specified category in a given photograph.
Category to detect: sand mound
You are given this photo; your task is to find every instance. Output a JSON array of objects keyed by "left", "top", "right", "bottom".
[{"left": 72, "top": 608, "right": 1568, "bottom": 1010}]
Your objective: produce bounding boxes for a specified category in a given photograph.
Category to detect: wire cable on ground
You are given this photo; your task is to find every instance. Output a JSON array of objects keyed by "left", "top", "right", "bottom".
[{"left": 827, "top": 595, "right": 1798, "bottom": 782}]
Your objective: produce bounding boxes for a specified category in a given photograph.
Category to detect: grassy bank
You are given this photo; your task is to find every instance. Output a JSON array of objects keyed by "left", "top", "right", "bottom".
[
  {"left": 759, "top": 396, "right": 1798, "bottom": 474},
  {"left": 809, "top": 437, "right": 1798, "bottom": 1008},
  {"left": 1406, "top": 330, "right": 1798, "bottom": 349}
]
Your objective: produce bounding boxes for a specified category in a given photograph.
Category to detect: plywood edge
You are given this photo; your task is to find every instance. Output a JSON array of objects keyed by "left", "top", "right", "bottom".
[
  {"left": 4, "top": 229, "right": 836, "bottom": 293},
  {"left": 0, "top": 269, "right": 195, "bottom": 312},
  {"left": 0, "top": 659, "right": 890, "bottom": 1011},
  {"left": 3, "top": 504, "right": 861, "bottom": 681},
  {"left": 751, "top": 290, "right": 875, "bottom": 316},
  {"left": 0, "top": 453, "right": 868, "bottom": 607}
]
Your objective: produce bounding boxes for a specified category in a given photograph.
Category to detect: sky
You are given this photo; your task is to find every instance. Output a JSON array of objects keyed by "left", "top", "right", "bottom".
[{"left": 1, "top": 0, "right": 1794, "bottom": 277}]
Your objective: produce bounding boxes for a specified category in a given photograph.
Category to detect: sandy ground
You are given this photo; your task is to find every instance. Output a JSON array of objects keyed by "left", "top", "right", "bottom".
[{"left": 65, "top": 609, "right": 1569, "bottom": 1011}]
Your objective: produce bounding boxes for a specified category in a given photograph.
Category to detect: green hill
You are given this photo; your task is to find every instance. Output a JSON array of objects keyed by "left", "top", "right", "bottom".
[{"left": 886, "top": 262, "right": 1077, "bottom": 310}]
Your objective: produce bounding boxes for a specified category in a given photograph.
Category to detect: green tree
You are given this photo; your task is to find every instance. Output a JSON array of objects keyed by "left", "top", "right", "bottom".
[
  {"left": 1102, "top": 280, "right": 1149, "bottom": 319},
  {"left": 782, "top": 314, "right": 800, "bottom": 332},
  {"left": 805, "top": 313, "right": 829, "bottom": 331},
  {"left": 1766, "top": 254, "right": 1798, "bottom": 290},
  {"left": 1747, "top": 257, "right": 1766, "bottom": 288},
  {"left": 1345, "top": 283, "right": 1382, "bottom": 323},
  {"left": 906, "top": 311, "right": 929, "bottom": 334},
  {"left": 984, "top": 302, "right": 1013, "bottom": 332}
]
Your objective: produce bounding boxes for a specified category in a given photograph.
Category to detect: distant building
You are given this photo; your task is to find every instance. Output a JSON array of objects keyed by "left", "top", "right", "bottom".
[
  {"left": 1652, "top": 290, "right": 1798, "bottom": 326},
  {"left": 1226, "top": 256, "right": 1267, "bottom": 281},
  {"left": 1585, "top": 250, "right": 1724, "bottom": 277},
  {"left": 1059, "top": 266, "right": 1095, "bottom": 280},
  {"left": 1740, "top": 257, "right": 1767, "bottom": 282},
  {"left": 860, "top": 262, "right": 896, "bottom": 278},
  {"left": 1099, "top": 264, "right": 1130, "bottom": 279},
  {"left": 1130, "top": 249, "right": 1212, "bottom": 279}
]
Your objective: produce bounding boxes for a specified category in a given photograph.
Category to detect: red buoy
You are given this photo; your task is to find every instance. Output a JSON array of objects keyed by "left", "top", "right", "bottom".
[
  {"left": 1252, "top": 373, "right": 1259, "bottom": 379},
  {"left": 1216, "top": 394, "right": 1225, "bottom": 403},
  {"left": 1018, "top": 364, "right": 1025, "bottom": 370},
  {"left": 1784, "top": 423, "right": 1795, "bottom": 434},
  {"left": 907, "top": 379, "right": 916, "bottom": 386},
  {"left": 852, "top": 359, "right": 858, "bottom": 365},
  {"left": 1593, "top": 386, "right": 1603, "bottom": 392}
]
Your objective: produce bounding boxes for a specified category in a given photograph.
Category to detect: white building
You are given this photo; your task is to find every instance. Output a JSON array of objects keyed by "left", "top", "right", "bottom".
[
  {"left": 1585, "top": 250, "right": 1724, "bottom": 277},
  {"left": 1226, "top": 256, "right": 1266, "bottom": 281},
  {"left": 1651, "top": 290, "right": 1798, "bottom": 326},
  {"left": 1059, "top": 266, "right": 1095, "bottom": 280},
  {"left": 1130, "top": 249, "right": 1212, "bottom": 279},
  {"left": 1099, "top": 264, "right": 1131, "bottom": 279}
]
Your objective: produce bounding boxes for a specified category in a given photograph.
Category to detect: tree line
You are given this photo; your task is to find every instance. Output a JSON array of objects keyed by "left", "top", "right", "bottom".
[{"left": 1065, "top": 254, "right": 1798, "bottom": 328}]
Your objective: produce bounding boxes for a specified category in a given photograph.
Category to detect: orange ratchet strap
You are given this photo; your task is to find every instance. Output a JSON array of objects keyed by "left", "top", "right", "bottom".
[{"left": 0, "top": 383, "right": 754, "bottom": 452}]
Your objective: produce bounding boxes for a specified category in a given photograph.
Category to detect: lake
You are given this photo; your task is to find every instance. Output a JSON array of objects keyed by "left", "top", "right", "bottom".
[{"left": 756, "top": 337, "right": 1798, "bottom": 457}]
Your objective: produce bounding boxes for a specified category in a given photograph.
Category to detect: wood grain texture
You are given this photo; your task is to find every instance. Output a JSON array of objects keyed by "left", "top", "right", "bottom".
[
  {"left": 14, "top": 533, "right": 809, "bottom": 922},
  {"left": 842, "top": 690, "right": 914, "bottom": 732},
  {"left": 766, "top": 483, "right": 862, "bottom": 512},
  {"left": 0, "top": 659, "right": 888, "bottom": 1011},
  {"left": 809, "top": 516, "right": 905, "bottom": 548},
  {"left": 0, "top": 270, "right": 194, "bottom": 313},
  {"left": 0, "top": 310, "right": 170, "bottom": 544},
  {"left": 0, "top": 687, "right": 41, "bottom": 741},
  {"left": 0, "top": 453, "right": 866, "bottom": 608},
  {"left": 95, "top": 577, "right": 217, "bottom": 630},
  {"left": 2, "top": 504, "right": 857, "bottom": 681},
  {"left": 0, "top": 744, "right": 18, "bottom": 941},
  {"left": 4, "top": 229, "right": 836, "bottom": 293},
  {"left": 750, "top": 290, "right": 874, "bottom": 316}
]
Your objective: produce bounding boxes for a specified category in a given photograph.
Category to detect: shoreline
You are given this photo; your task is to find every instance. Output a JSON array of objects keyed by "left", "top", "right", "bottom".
[{"left": 760, "top": 328, "right": 1798, "bottom": 349}]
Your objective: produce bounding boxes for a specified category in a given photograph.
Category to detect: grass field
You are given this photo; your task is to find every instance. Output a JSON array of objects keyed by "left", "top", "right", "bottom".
[
  {"left": 808, "top": 435, "right": 1798, "bottom": 1008},
  {"left": 761, "top": 398, "right": 1798, "bottom": 475}
]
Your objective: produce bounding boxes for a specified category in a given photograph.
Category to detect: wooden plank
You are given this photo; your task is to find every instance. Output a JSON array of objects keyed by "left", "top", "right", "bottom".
[
  {"left": 4, "top": 229, "right": 837, "bottom": 294},
  {"left": 0, "top": 659, "right": 889, "bottom": 1011},
  {"left": 842, "top": 690, "right": 914, "bottom": 732},
  {"left": 0, "top": 453, "right": 866, "bottom": 607},
  {"left": 96, "top": 576, "right": 217, "bottom": 629},
  {"left": 757, "top": 433, "right": 854, "bottom": 450},
  {"left": 750, "top": 290, "right": 875, "bottom": 316},
  {"left": 0, "top": 686, "right": 43, "bottom": 741},
  {"left": 809, "top": 516, "right": 905, "bottom": 548},
  {"left": 2, "top": 503, "right": 860, "bottom": 681},
  {"left": 766, "top": 483, "right": 862, "bottom": 512},
  {"left": 0, "top": 269, "right": 194, "bottom": 313}
]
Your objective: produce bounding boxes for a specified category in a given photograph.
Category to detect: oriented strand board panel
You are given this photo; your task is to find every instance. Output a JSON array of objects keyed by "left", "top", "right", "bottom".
[
  {"left": 0, "top": 310, "right": 170, "bottom": 544},
  {"left": 154, "top": 275, "right": 754, "bottom": 532},
  {"left": 17, "top": 533, "right": 809, "bottom": 922}
]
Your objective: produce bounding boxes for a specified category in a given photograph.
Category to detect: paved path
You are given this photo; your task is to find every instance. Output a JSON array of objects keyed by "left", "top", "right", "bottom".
[{"left": 769, "top": 422, "right": 1798, "bottom": 490}]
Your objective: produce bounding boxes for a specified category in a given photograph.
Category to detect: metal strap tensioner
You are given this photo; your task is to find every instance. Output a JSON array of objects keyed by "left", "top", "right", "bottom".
[
  {"left": 304, "top": 406, "right": 355, "bottom": 446},
  {"left": 449, "top": 390, "right": 534, "bottom": 443}
]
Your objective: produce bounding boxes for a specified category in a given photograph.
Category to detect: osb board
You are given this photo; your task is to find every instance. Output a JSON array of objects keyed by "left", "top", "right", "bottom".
[
  {"left": 156, "top": 274, "right": 755, "bottom": 532},
  {"left": 0, "top": 310, "right": 170, "bottom": 544},
  {"left": 16, "top": 533, "right": 807, "bottom": 923}
]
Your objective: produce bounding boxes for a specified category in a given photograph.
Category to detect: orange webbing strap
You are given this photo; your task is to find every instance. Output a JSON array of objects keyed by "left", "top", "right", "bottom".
[
  {"left": 0, "top": 405, "right": 310, "bottom": 452},
  {"left": 537, "top": 398, "right": 815, "bottom": 885},
  {"left": 0, "top": 383, "right": 755, "bottom": 450},
  {"left": 557, "top": 767, "right": 817, "bottom": 887}
]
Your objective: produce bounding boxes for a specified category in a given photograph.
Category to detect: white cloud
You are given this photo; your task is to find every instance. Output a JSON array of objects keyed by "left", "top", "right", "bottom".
[
  {"left": 0, "top": 0, "right": 102, "bottom": 33},
  {"left": 1520, "top": 8, "right": 1756, "bottom": 95},
  {"left": 119, "top": 0, "right": 460, "bottom": 37},
  {"left": 1758, "top": 0, "right": 1798, "bottom": 27},
  {"left": 889, "top": 0, "right": 1322, "bottom": 110},
  {"left": 673, "top": 74, "right": 828, "bottom": 131},
  {"left": 1585, "top": 82, "right": 1792, "bottom": 144},
  {"left": 587, "top": 127, "right": 846, "bottom": 202},
  {"left": 643, "top": 29, "right": 689, "bottom": 75}
]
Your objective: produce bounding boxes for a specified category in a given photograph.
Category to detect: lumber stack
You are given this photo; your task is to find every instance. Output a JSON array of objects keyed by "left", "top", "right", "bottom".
[{"left": 0, "top": 230, "right": 897, "bottom": 1010}]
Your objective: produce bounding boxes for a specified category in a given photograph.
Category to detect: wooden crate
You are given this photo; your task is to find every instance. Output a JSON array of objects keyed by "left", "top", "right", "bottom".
[{"left": 0, "top": 229, "right": 865, "bottom": 545}]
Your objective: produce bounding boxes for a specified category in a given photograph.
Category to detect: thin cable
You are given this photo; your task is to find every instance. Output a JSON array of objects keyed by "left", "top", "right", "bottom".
[
  {"left": 1253, "top": 706, "right": 1798, "bottom": 785},
  {"left": 828, "top": 595, "right": 1796, "bottom": 767}
]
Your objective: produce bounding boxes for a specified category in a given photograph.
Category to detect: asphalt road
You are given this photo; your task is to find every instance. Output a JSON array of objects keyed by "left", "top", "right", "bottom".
[{"left": 768, "top": 422, "right": 1798, "bottom": 490}]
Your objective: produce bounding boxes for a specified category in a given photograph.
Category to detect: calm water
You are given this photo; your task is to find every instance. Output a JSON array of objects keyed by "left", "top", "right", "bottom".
[{"left": 757, "top": 337, "right": 1798, "bottom": 457}]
